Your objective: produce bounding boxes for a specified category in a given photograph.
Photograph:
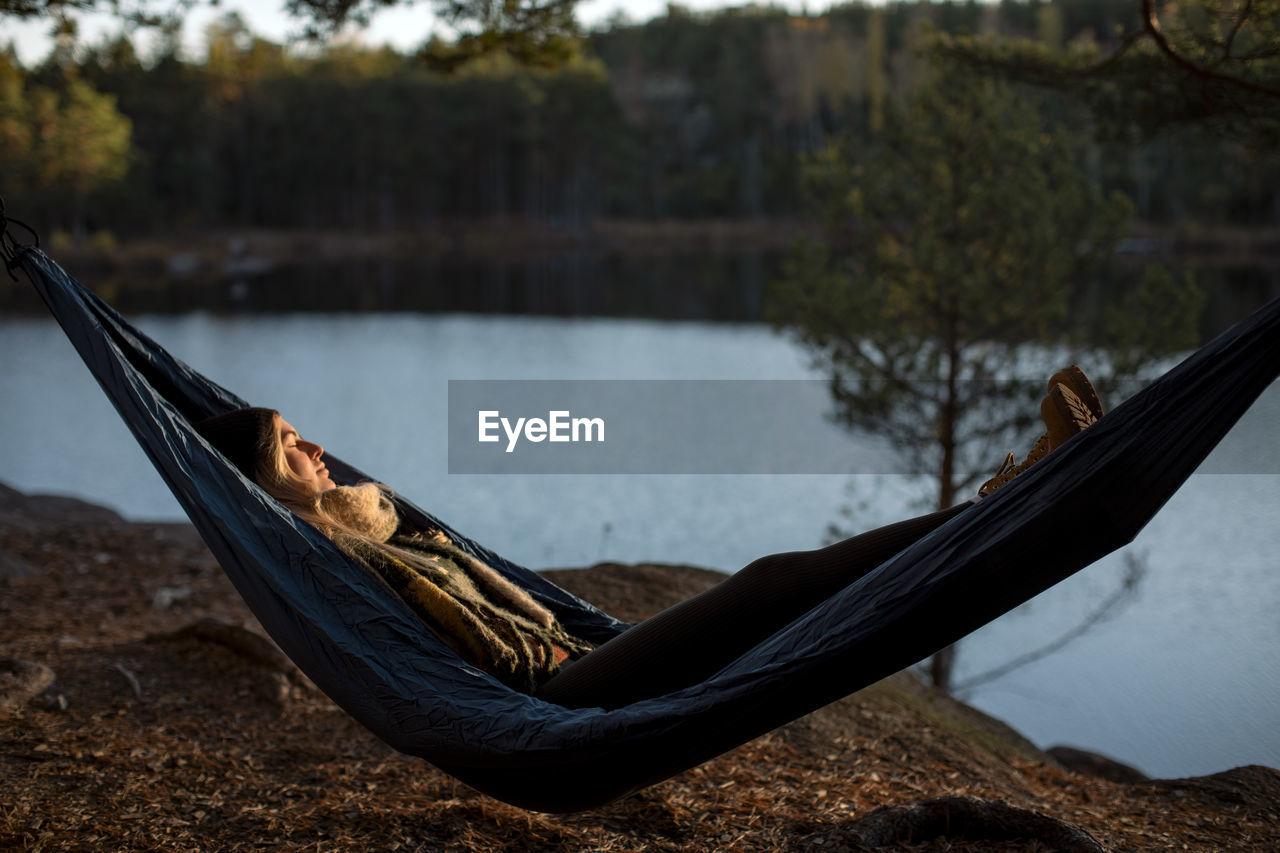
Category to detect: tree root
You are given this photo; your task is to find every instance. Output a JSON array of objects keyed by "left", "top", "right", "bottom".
[
  {"left": 146, "top": 617, "right": 313, "bottom": 706},
  {"left": 851, "top": 795, "right": 1106, "bottom": 851},
  {"left": 147, "top": 617, "right": 295, "bottom": 675}
]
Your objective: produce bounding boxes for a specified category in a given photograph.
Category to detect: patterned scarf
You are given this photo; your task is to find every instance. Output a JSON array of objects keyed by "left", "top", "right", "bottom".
[{"left": 324, "top": 486, "right": 592, "bottom": 692}]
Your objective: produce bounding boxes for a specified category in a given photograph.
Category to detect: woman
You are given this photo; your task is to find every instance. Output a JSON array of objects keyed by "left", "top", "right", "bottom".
[{"left": 197, "top": 368, "right": 1102, "bottom": 710}]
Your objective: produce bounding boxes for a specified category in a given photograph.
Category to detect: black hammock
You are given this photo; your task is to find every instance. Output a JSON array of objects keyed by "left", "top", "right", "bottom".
[{"left": 13, "top": 245, "right": 1280, "bottom": 813}]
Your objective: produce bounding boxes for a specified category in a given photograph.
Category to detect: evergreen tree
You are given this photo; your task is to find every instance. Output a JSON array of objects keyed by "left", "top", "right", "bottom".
[
  {"left": 4, "top": 59, "right": 133, "bottom": 242},
  {"left": 932, "top": 0, "right": 1280, "bottom": 145},
  {"left": 770, "top": 66, "right": 1200, "bottom": 689}
]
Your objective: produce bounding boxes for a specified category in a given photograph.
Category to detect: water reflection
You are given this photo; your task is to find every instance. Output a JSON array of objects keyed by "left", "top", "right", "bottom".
[
  {"left": 5, "top": 251, "right": 1277, "bottom": 334},
  {"left": 3, "top": 251, "right": 779, "bottom": 320}
]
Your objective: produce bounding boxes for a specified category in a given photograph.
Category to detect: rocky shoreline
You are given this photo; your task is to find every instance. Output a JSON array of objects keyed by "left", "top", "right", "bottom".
[{"left": 2, "top": 483, "right": 1277, "bottom": 851}]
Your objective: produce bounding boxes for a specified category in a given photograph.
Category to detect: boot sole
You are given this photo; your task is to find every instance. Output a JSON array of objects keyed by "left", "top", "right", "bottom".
[
  {"left": 1042, "top": 383, "right": 1098, "bottom": 450},
  {"left": 1048, "top": 365, "right": 1104, "bottom": 419}
]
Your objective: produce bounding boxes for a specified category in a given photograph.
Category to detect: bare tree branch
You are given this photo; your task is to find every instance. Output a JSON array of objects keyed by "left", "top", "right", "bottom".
[
  {"left": 952, "top": 553, "right": 1146, "bottom": 694},
  {"left": 1220, "top": 0, "right": 1254, "bottom": 61},
  {"left": 1141, "top": 0, "right": 1280, "bottom": 97}
]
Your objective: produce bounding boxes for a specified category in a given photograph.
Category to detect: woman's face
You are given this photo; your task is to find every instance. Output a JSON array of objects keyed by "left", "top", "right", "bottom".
[{"left": 275, "top": 415, "right": 337, "bottom": 495}]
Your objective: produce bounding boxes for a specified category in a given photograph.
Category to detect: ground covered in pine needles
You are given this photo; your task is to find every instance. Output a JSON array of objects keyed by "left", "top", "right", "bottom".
[{"left": 2, "top": 485, "right": 1278, "bottom": 851}]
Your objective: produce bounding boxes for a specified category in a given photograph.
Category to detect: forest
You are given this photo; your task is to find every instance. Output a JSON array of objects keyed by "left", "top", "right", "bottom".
[{"left": 3, "top": 0, "right": 1278, "bottom": 246}]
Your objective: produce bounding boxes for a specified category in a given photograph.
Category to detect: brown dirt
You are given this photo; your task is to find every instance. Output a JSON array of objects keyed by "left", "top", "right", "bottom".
[{"left": 2, "top": 488, "right": 1277, "bottom": 851}]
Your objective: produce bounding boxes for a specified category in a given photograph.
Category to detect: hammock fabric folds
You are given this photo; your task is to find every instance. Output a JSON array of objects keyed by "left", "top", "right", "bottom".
[{"left": 17, "top": 245, "right": 1280, "bottom": 812}]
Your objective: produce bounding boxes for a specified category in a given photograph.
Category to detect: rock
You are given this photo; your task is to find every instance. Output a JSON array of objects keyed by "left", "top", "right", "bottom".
[
  {"left": 0, "top": 658, "right": 56, "bottom": 710},
  {"left": 0, "top": 548, "right": 32, "bottom": 580},
  {"left": 542, "top": 562, "right": 730, "bottom": 623},
  {"left": 1151, "top": 765, "right": 1280, "bottom": 819},
  {"left": 1048, "top": 745, "right": 1149, "bottom": 784},
  {"left": 152, "top": 585, "right": 194, "bottom": 609},
  {"left": 0, "top": 482, "right": 124, "bottom": 530}
]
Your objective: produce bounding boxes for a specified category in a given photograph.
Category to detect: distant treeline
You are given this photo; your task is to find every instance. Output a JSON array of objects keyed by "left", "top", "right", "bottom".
[{"left": 3, "top": 0, "right": 1277, "bottom": 241}]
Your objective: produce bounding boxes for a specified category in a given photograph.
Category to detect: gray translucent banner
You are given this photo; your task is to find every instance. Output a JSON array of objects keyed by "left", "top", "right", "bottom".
[
  {"left": 448, "top": 379, "right": 886, "bottom": 474},
  {"left": 446, "top": 378, "right": 1278, "bottom": 475}
]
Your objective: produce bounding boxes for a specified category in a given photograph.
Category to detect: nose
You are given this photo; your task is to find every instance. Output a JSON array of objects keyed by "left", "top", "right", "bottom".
[{"left": 301, "top": 439, "right": 323, "bottom": 459}]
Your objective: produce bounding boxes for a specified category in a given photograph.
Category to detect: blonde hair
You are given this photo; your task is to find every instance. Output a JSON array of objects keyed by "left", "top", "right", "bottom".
[{"left": 252, "top": 417, "right": 399, "bottom": 548}]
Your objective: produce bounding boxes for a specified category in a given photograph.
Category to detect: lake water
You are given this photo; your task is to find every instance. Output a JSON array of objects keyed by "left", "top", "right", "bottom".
[{"left": 1, "top": 309, "right": 1277, "bottom": 780}]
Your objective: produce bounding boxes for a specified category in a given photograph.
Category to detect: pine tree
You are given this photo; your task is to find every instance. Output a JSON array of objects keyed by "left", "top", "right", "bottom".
[{"left": 771, "top": 66, "right": 1200, "bottom": 689}]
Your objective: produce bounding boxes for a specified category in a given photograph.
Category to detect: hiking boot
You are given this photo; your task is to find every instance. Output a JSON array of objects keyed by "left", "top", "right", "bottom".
[
  {"left": 978, "top": 381, "right": 1098, "bottom": 496},
  {"left": 1047, "top": 365, "right": 1104, "bottom": 421},
  {"left": 1041, "top": 381, "right": 1099, "bottom": 449}
]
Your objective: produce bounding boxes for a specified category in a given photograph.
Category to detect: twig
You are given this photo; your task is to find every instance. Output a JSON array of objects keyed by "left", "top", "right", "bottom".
[{"left": 112, "top": 662, "right": 144, "bottom": 701}]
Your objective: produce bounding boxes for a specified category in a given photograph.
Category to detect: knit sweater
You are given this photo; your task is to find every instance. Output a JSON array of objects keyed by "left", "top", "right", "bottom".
[{"left": 346, "top": 530, "right": 593, "bottom": 693}]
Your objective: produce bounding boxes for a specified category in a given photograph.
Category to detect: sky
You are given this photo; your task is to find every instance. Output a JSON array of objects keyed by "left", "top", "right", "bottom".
[{"left": 3, "top": 0, "right": 824, "bottom": 66}]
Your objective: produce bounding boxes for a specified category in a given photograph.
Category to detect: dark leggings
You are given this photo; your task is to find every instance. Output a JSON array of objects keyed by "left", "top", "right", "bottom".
[{"left": 537, "top": 501, "right": 971, "bottom": 709}]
